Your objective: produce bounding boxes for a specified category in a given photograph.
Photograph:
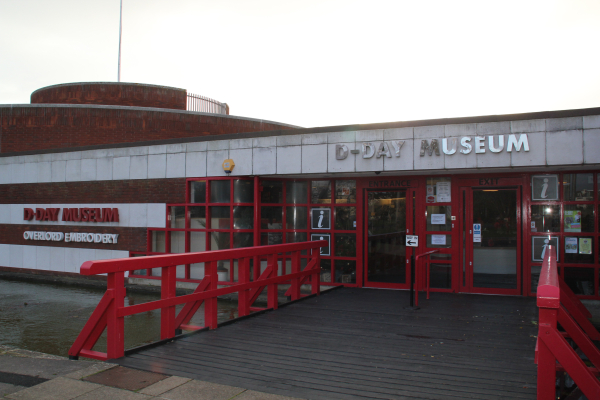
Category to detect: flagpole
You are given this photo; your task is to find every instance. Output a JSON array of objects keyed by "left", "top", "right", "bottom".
[{"left": 118, "top": 0, "right": 123, "bottom": 82}]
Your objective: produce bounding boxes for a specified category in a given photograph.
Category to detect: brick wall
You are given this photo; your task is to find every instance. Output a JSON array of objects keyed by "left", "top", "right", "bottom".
[
  {"left": 0, "top": 106, "right": 293, "bottom": 153},
  {"left": 0, "top": 225, "right": 147, "bottom": 252},
  {"left": 31, "top": 83, "right": 187, "bottom": 110},
  {"left": 0, "top": 179, "right": 186, "bottom": 204}
]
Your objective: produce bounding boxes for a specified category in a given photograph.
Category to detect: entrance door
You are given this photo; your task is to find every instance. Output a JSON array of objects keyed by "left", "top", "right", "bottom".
[
  {"left": 460, "top": 187, "right": 522, "bottom": 295},
  {"left": 364, "top": 189, "right": 414, "bottom": 289}
]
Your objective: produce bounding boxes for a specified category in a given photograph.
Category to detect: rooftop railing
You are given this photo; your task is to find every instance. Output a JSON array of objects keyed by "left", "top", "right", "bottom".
[{"left": 186, "top": 92, "right": 229, "bottom": 115}]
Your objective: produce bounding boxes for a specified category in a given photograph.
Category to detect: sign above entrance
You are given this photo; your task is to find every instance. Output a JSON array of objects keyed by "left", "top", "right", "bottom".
[{"left": 406, "top": 235, "right": 418, "bottom": 247}]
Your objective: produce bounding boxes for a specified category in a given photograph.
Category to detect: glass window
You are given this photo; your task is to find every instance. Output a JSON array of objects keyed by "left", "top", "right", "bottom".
[
  {"left": 335, "top": 180, "right": 356, "bottom": 204},
  {"left": 169, "top": 206, "right": 186, "bottom": 228},
  {"left": 189, "top": 206, "right": 206, "bottom": 229},
  {"left": 426, "top": 206, "right": 451, "bottom": 231},
  {"left": 286, "top": 181, "right": 308, "bottom": 204},
  {"left": 152, "top": 231, "right": 165, "bottom": 252},
  {"left": 426, "top": 177, "right": 452, "bottom": 203},
  {"left": 210, "top": 232, "right": 230, "bottom": 250},
  {"left": 233, "top": 233, "right": 254, "bottom": 248},
  {"left": 210, "top": 206, "right": 230, "bottom": 229},
  {"left": 261, "top": 207, "right": 283, "bottom": 229},
  {"left": 286, "top": 206, "right": 307, "bottom": 229},
  {"left": 311, "top": 181, "right": 331, "bottom": 204},
  {"left": 320, "top": 259, "right": 332, "bottom": 283},
  {"left": 233, "top": 206, "right": 254, "bottom": 229},
  {"left": 563, "top": 173, "right": 594, "bottom": 201},
  {"left": 170, "top": 231, "right": 185, "bottom": 253},
  {"left": 530, "top": 205, "right": 560, "bottom": 233},
  {"left": 564, "top": 267, "right": 595, "bottom": 295},
  {"left": 430, "top": 263, "right": 452, "bottom": 289},
  {"left": 190, "top": 181, "right": 206, "bottom": 203},
  {"left": 190, "top": 231, "right": 206, "bottom": 252},
  {"left": 286, "top": 232, "right": 307, "bottom": 243},
  {"left": 261, "top": 232, "right": 283, "bottom": 246},
  {"left": 427, "top": 234, "right": 452, "bottom": 248},
  {"left": 335, "top": 234, "right": 356, "bottom": 257},
  {"left": 210, "top": 180, "right": 230, "bottom": 203},
  {"left": 261, "top": 181, "right": 283, "bottom": 203},
  {"left": 564, "top": 204, "right": 594, "bottom": 232},
  {"left": 335, "top": 260, "right": 356, "bottom": 284},
  {"left": 233, "top": 180, "right": 254, "bottom": 203},
  {"left": 335, "top": 207, "right": 356, "bottom": 230},
  {"left": 564, "top": 237, "right": 594, "bottom": 264}
]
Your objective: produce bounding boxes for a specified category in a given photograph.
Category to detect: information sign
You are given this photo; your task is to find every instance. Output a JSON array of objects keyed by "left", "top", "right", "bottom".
[
  {"left": 406, "top": 235, "right": 418, "bottom": 247},
  {"left": 473, "top": 224, "right": 481, "bottom": 242}
]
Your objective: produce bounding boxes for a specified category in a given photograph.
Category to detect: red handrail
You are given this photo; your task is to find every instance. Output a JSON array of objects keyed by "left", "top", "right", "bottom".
[
  {"left": 414, "top": 250, "right": 439, "bottom": 307},
  {"left": 535, "top": 246, "right": 600, "bottom": 399},
  {"left": 69, "top": 241, "right": 326, "bottom": 361}
]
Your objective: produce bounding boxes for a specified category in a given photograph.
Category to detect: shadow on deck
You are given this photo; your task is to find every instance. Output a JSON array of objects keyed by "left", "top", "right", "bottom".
[{"left": 116, "top": 288, "right": 538, "bottom": 400}]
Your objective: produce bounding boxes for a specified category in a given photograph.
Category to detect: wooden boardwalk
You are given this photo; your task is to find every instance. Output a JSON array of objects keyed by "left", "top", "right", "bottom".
[{"left": 117, "top": 288, "right": 539, "bottom": 399}]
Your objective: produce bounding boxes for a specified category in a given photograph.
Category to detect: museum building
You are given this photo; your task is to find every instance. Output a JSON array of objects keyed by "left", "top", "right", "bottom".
[{"left": 1, "top": 82, "right": 599, "bottom": 299}]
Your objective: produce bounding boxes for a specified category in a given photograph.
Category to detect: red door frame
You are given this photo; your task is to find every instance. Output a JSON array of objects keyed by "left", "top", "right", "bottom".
[
  {"left": 458, "top": 176, "right": 524, "bottom": 295},
  {"left": 359, "top": 177, "right": 419, "bottom": 289}
]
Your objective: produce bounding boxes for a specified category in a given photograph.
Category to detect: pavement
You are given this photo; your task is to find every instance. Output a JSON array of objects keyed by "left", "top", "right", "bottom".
[{"left": 0, "top": 346, "right": 302, "bottom": 400}]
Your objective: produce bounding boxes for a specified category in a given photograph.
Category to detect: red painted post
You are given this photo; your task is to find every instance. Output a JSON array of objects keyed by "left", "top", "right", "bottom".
[
  {"left": 426, "top": 256, "right": 431, "bottom": 300},
  {"left": 267, "top": 254, "right": 278, "bottom": 309},
  {"left": 160, "top": 265, "right": 177, "bottom": 340},
  {"left": 205, "top": 261, "right": 218, "bottom": 329},
  {"left": 238, "top": 257, "right": 250, "bottom": 317},
  {"left": 106, "top": 271, "right": 125, "bottom": 359},
  {"left": 537, "top": 309, "right": 558, "bottom": 400},
  {"left": 536, "top": 246, "right": 560, "bottom": 400},
  {"left": 291, "top": 251, "right": 301, "bottom": 301},
  {"left": 312, "top": 248, "right": 321, "bottom": 295}
]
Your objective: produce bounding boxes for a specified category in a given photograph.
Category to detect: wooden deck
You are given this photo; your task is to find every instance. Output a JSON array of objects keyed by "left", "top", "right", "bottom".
[{"left": 117, "top": 288, "right": 539, "bottom": 399}]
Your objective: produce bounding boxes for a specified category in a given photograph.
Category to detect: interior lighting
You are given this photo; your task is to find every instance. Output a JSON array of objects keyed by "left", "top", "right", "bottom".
[{"left": 545, "top": 208, "right": 552, "bottom": 214}]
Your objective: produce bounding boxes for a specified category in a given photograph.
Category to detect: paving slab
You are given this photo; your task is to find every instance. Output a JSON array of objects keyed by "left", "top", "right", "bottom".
[
  {"left": 0, "top": 382, "right": 26, "bottom": 397},
  {"left": 159, "top": 380, "right": 245, "bottom": 400},
  {"left": 83, "top": 365, "right": 168, "bottom": 391},
  {"left": 62, "top": 362, "right": 117, "bottom": 380},
  {"left": 139, "top": 376, "right": 191, "bottom": 396},
  {"left": 0, "top": 354, "right": 96, "bottom": 379},
  {"left": 5, "top": 377, "right": 101, "bottom": 400},
  {"left": 72, "top": 385, "right": 153, "bottom": 400}
]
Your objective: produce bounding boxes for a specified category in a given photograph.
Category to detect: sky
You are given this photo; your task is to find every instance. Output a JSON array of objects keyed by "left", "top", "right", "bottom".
[{"left": 1, "top": 0, "right": 599, "bottom": 128}]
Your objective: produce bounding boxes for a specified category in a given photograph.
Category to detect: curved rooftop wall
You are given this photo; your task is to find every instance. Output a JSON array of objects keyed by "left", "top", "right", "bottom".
[
  {"left": 0, "top": 105, "right": 296, "bottom": 153},
  {"left": 31, "top": 82, "right": 187, "bottom": 110}
]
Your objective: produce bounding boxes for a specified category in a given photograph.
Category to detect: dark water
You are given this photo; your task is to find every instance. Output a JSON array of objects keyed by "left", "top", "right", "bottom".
[{"left": 0, "top": 278, "right": 238, "bottom": 358}]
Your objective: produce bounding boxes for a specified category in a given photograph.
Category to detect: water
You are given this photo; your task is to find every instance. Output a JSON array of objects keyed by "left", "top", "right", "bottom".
[{"left": 0, "top": 278, "right": 238, "bottom": 358}]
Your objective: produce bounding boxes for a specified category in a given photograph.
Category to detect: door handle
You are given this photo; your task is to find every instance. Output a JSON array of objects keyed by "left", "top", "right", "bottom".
[{"left": 469, "top": 230, "right": 472, "bottom": 234}]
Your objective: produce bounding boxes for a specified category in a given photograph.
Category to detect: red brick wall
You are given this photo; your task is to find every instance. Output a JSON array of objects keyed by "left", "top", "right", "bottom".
[
  {"left": 31, "top": 83, "right": 187, "bottom": 110},
  {"left": 0, "top": 225, "right": 147, "bottom": 252},
  {"left": 0, "top": 106, "right": 293, "bottom": 153},
  {"left": 0, "top": 179, "right": 186, "bottom": 204}
]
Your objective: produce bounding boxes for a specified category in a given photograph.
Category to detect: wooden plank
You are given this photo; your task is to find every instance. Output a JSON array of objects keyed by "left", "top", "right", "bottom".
[{"left": 116, "top": 288, "right": 538, "bottom": 400}]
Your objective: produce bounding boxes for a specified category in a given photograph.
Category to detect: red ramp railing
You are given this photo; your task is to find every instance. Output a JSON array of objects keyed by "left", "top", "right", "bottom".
[
  {"left": 69, "top": 241, "right": 326, "bottom": 361},
  {"left": 535, "top": 245, "right": 600, "bottom": 399}
]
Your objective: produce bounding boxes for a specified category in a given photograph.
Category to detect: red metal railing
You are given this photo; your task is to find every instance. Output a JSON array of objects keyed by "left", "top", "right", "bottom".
[
  {"left": 414, "top": 250, "right": 439, "bottom": 307},
  {"left": 69, "top": 241, "right": 326, "bottom": 361},
  {"left": 535, "top": 245, "right": 600, "bottom": 399}
]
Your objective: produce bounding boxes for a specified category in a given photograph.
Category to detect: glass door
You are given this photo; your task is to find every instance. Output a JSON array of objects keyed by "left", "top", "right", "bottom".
[
  {"left": 461, "top": 187, "right": 522, "bottom": 295},
  {"left": 364, "top": 189, "right": 414, "bottom": 289}
]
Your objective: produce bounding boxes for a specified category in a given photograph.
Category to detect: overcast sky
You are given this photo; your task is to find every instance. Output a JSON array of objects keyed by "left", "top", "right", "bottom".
[{"left": 1, "top": 0, "right": 599, "bottom": 128}]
